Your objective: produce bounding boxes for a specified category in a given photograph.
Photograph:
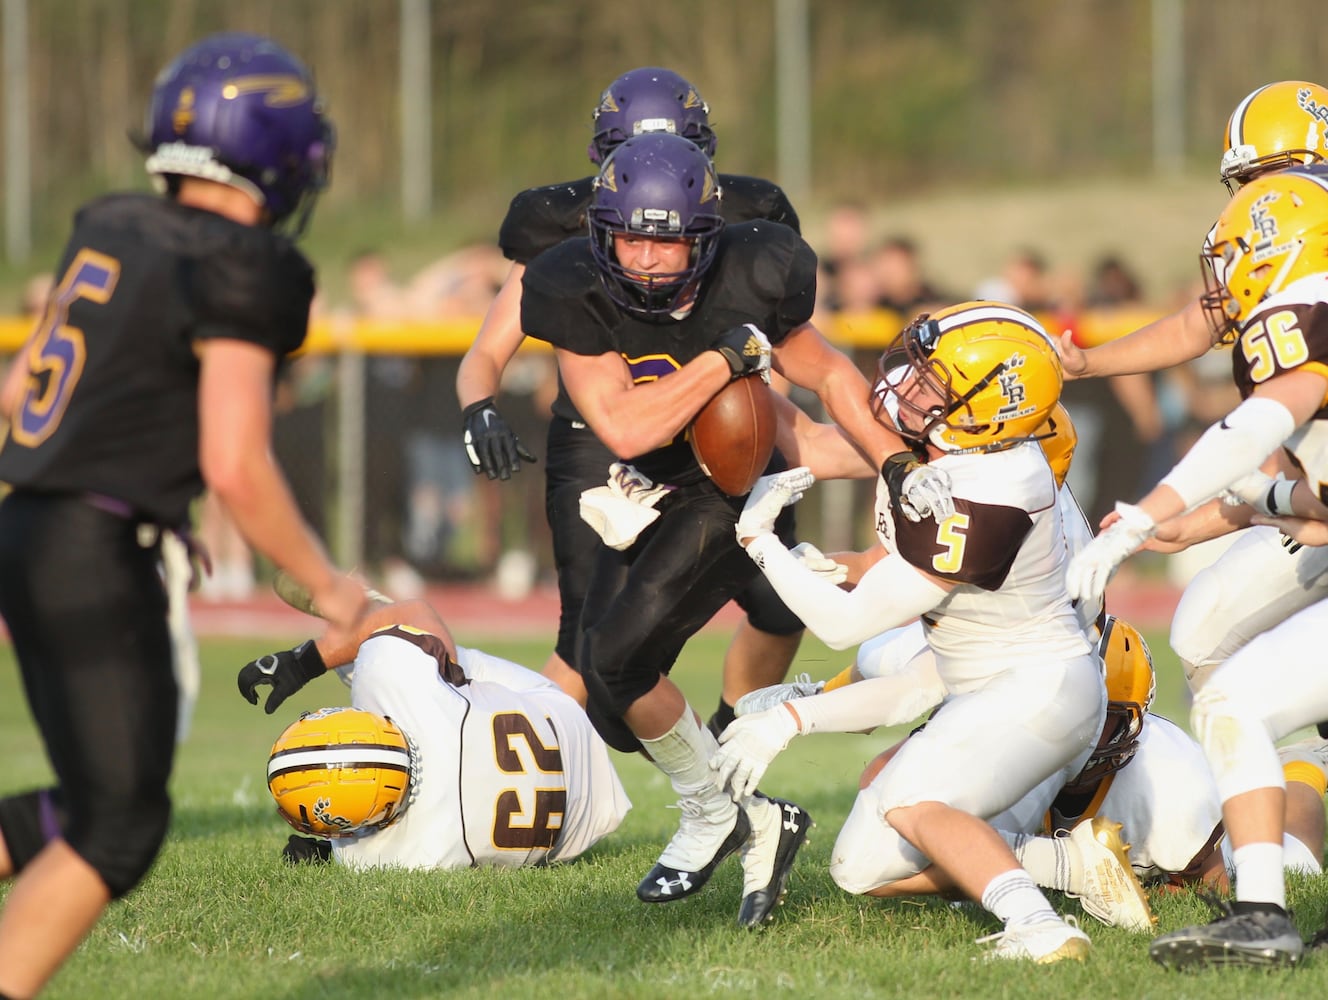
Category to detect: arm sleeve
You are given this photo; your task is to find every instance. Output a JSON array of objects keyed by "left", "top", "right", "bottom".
[
  {"left": 793, "top": 658, "right": 947, "bottom": 736},
  {"left": 746, "top": 534, "right": 949, "bottom": 650},
  {"left": 1158, "top": 395, "right": 1297, "bottom": 509}
]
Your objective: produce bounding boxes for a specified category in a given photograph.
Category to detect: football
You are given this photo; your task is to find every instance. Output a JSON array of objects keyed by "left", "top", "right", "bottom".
[{"left": 689, "top": 374, "right": 777, "bottom": 496}]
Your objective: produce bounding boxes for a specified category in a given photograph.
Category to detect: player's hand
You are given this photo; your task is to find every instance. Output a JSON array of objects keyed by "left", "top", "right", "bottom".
[
  {"left": 237, "top": 640, "right": 327, "bottom": 714},
  {"left": 711, "top": 705, "right": 800, "bottom": 798},
  {"left": 711, "top": 323, "right": 772, "bottom": 383},
  {"left": 462, "top": 396, "right": 537, "bottom": 480},
  {"left": 1055, "top": 329, "right": 1089, "bottom": 380},
  {"left": 789, "top": 542, "right": 848, "bottom": 585},
  {"left": 1066, "top": 502, "right": 1156, "bottom": 605},
  {"left": 882, "top": 452, "right": 954, "bottom": 523},
  {"left": 1252, "top": 514, "right": 1328, "bottom": 550},
  {"left": 736, "top": 467, "right": 814, "bottom": 543}
]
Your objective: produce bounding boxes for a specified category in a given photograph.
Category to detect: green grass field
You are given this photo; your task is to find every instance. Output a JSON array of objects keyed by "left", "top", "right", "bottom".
[{"left": 2, "top": 626, "right": 1326, "bottom": 999}]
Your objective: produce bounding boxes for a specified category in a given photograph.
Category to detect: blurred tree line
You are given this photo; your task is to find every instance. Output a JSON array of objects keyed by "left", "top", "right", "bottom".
[{"left": 7, "top": 0, "right": 1328, "bottom": 252}]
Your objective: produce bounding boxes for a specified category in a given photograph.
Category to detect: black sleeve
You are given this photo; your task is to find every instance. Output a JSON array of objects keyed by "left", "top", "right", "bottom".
[
  {"left": 717, "top": 174, "right": 802, "bottom": 234},
  {"left": 520, "top": 239, "right": 617, "bottom": 355},
  {"left": 744, "top": 223, "right": 817, "bottom": 343},
  {"left": 498, "top": 178, "right": 595, "bottom": 264},
  {"left": 190, "top": 231, "right": 313, "bottom": 356}
]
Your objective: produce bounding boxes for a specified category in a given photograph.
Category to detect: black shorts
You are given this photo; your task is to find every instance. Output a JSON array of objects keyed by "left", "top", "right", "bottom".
[
  {"left": 0, "top": 491, "right": 176, "bottom": 889},
  {"left": 544, "top": 416, "right": 803, "bottom": 667}
]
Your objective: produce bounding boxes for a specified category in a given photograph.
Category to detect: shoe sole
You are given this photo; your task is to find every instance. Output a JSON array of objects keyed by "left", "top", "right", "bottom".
[{"left": 1149, "top": 937, "right": 1302, "bottom": 970}]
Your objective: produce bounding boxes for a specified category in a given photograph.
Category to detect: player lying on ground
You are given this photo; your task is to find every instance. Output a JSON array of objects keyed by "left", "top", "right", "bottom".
[{"left": 238, "top": 594, "right": 629, "bottom": 870}]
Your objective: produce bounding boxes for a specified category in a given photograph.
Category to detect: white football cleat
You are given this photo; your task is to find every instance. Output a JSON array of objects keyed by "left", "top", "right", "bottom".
[
  {"left": 734, "top": 673, "right": 825, "bottom": 717},
  {"left": 1068, "top": 816, "right": 1156, "bottom": 933},
  {"left": 976, "top": 915, "right": 1091, "bottom": 964}
]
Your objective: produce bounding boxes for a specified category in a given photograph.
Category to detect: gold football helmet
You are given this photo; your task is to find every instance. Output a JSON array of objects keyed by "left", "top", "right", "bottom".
[
  {"left": 876, "top": 301, "right": 1063, "bottom": 454},
  {"left": 1037, "top": 402, "right": 1077, "bottom": 489},
  {"left": 1069, "top": 615, "right": 1156, "bottom": 789},
  {"left": 267, "top": 707, "right": 418, "bottom": 838},
  {"left": 1201, "top": 168, "right": 1328, "bottom": 342},
  {"left": 1221, "top": 81, "right": 1328, "bottom": 193}
]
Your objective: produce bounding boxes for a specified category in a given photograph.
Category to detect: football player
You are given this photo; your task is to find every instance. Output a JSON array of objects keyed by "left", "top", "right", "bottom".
[
  {"left": 1068, "top": 167, "right": 1328, "bottom": 968},
  {"left": 455, "top": 67, "right": 807, "bottom": 734},
  {"left": 520, "top": 130, "right": 949, "bottom": 928},
  {"left": 722, "top": 302, "right": 1107, "bottom": 963},
  {"left": 1055, "top": 81, "right": 1328, "bottom": 693},
  {"left": 0, "top": 33, "right": 367, "bottom": 998},
  {"left": 238, "top": 596, "right": 630, "bottom": 870}
]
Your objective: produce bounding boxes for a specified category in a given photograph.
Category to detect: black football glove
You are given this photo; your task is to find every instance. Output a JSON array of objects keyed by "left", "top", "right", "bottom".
[
  {"left": 711, "top": 323, "right": 772, "bottom": 381},
  {"left": 462, "top": 396, "right": 537, "bottom": 481},
  {"left": 282, "top": 834, "right": 333, "bottom": 865},
  {"left": 237, "top": 640, "right": 327, "bottom": 715}
]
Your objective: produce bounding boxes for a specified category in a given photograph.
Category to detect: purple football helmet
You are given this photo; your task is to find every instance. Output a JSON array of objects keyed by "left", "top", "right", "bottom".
[
  {"left": 143, "top": 33, "right": 334, "bottom": 235},
  {"left": 588, "top": 67, "right": 717, "bottom": 165},
  {"left": 589, "top": 133, "right": 725, "bottom": 317}
]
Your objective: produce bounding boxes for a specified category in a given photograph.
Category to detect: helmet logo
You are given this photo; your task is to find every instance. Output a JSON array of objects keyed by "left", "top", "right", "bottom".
[
  {"left": 311, "top": 796, "right": 354, "bottom": 833},
  {"left": 701, "top": 169, "right": 716, "bottom": 205},
  {"left": 221, "top": 74, "right": 310, "bottom": 107},
  {"left": 172, "top": 87, "right": 195, "bottom": 135},
  {"left": 598, "top": 162, "right": 618, "bottom": 193},
  {"left": 995, "top": 354, "right": 1034, "bottom": 421},
  {"left": 596, "top": 90, "right": 620, "bottom": 115},
  {"left": 683, "top": 87, "right": 704, "bottom": 110},
  {"left": 1248, "top": 191, "right": 1293, "bottom": 263}
]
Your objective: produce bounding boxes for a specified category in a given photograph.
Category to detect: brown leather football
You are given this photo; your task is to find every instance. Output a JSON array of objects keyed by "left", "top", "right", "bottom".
[{"left": 688, "top": 374, "right": 777, "bottom": 496}]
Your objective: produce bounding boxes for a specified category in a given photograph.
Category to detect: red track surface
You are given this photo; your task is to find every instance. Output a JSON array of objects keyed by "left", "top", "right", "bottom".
[{"left": 186, "top": 577, "right": 1181, "bottom": 639}]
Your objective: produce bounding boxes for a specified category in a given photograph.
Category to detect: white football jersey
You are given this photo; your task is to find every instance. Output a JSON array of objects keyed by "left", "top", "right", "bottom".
[
  {"left": 332, "top": 629, "right": 630, "bottom": 871},
  {"left": 874, "top": 441, "right": 1092, "bottom": 686}
]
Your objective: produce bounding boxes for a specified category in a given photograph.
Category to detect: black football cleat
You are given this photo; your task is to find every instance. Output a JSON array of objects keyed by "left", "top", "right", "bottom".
[
  {"left": 1149, "top": 907, "right": 1303, "bottom": 969},
  {"left": 282, "top": 834, "right": 332, "bottom": 865},
  {"left": 738, "top": 796, "right": 811, "bottom": 928},
  {"left": 637, "top": 805, "right": 751, "bottom": 903}
]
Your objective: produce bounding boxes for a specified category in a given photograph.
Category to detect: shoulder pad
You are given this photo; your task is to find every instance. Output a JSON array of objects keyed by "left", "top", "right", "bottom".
[{"left": 500, "top": 177, "right": 595, "bottom": 264}]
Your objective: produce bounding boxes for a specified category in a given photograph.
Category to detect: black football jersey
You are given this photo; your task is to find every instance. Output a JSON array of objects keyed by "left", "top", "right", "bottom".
[
  {"left": 0, "top": 193, "right": 313, "bottom": 526},
  {"left": 498, "top": 173, "right": 801, "bottom": 265},
  {"left": 521, "top": 219, "right": 816, "bottom": 486}
]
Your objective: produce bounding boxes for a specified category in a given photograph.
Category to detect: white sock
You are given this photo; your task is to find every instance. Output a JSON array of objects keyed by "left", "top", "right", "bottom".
[
  {"left": 996, "top": 830, "right": 1080, "bottom": 893},
  {"left": 640, "top": 709, "right": 721, "bottom": 795},
  {"left": 1232, "top": 842, "right": 1286, "bottom": 909},
  {"left": 980, "top": 868, "right": 1060, "bottom": 929}
]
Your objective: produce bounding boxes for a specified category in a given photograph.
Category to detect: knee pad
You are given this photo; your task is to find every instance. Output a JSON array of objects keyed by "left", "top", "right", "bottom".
[
  {"left": 1170, "top": 568, "right": 1224, "bottom": 677},
  {"left": 1191, "top": 686, "right": 1281, "bottom": 803},
  {"left": 583, "top": 690, "right": 643, "bottom": 755},
  {"left": 0, "top": 788, "right": 66, "bottom": 875},
  {"left": 69, "top": 791, "right": 172, "bottom": 898}
]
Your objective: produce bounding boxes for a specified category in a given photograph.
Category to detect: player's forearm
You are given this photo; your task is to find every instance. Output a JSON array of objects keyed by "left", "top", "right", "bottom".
[
  {"left": 580, "top": 353, "right": 731, "bottom": 459},
  {"left": 789, "top": 665, "right": 946, "bottom": 736},
  {"left": 1078, "top": 299, "right": 1211, "bottom": 377},
  {"left": 1148, "top": 497, "right": 1250, "bottom": 552},
  {"left": 456, "top": 267, "right": 526, "bottom": 407}
]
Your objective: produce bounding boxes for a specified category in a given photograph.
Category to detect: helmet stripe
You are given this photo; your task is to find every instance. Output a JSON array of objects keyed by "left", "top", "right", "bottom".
[
  {"left": 268, "top": 745, "right": 412, "bottom": 780},
  {"left": 1227, "top": 84, "right": 1271, "bottom": 149},
  {"left": 934, "top": 303, "right": 1052, "bottom": 345}
]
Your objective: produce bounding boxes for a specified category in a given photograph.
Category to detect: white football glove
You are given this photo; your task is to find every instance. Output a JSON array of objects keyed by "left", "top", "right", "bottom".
[
  {"left": 900, "top": 463, "right": 955, "bottom": 523},
  {"left": 789, "top": 542, "right": 848, "bottom": 585},
  {"left": 1221, "top": 470, "right": 1296, "bottom": 517},
  {"left": 1066, "top": 502, "right": 1157, "bottom": 606},
  {"left": 608, "top": 461, "right": 674, "bottom": 508},
  {"left": 735, "top": 467, "right": 815, "bottom": 542},
  {"left": 710, "top": 705, "right": 801, "bottom": 799}
]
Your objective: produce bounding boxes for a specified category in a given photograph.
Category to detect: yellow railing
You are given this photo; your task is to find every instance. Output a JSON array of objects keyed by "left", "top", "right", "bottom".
[{"left": 0, "top": 305, "right": 1166, "bottom": 356}]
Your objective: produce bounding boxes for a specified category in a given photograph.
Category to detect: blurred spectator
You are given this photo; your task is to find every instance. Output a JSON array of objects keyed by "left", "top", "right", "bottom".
[
  {"left": 871, "top": 235, "right": 953, "bottom": 314},
  {"left": 197, "top": 490, "right": 254, "bottom": 602},
  {"left": 21, "top": 274, "right": 54, "bottom": 318},
  {"left": 1060, "top": 253, "right": 1165, "bottom": 528},
  {"left": 974, "top": 246, "right": 1055, "bottom": 310},
  {"left": 817, "top": 201, "right": 872, "bottom": 312}
]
